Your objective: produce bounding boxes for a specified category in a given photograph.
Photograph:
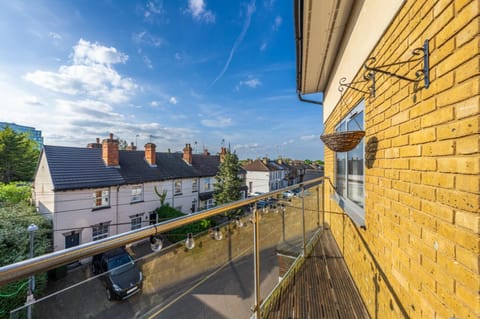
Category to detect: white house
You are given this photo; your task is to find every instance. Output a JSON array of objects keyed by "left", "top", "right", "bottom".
[
  {"left": 33, "top": 134, "right": 223, "bottom": 252},
  {"left": 242, "top": 159, "right": 288, "bottom": 194}
]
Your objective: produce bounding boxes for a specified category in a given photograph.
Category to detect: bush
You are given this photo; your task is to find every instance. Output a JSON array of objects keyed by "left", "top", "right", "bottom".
[
  {"left": 0, "top": 183, "right": 31, "bottom": 206},
  {"left": 156, "top": 204, "right": 215, "bottom": 243}
]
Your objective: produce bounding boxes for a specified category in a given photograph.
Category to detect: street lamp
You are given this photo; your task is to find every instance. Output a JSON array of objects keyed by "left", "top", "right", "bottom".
[{"left": 26, "top": 223, "right": 38, "bottom": 319}]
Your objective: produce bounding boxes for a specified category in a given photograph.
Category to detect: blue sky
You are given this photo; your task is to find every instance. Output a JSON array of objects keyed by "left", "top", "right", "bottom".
[{"left": 0, "top": 0, "right": 324, "bottom": 160}]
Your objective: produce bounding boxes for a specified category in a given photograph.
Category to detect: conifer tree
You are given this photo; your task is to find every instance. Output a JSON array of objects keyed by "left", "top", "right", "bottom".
[{"left": 213, "top": 150, "right": 242, "bottom": 206}]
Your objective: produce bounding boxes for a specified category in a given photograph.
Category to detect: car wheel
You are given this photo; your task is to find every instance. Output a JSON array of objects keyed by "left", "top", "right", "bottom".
[{"left": 106, "top": 288, "right": 113, "bottom": 301}]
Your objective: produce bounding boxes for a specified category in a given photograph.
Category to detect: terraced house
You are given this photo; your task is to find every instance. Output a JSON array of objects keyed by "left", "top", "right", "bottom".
[
  {"left": 295, "top": 0, "right": 479, "bottom": 317},
  {"left": 33, "top": 134, "right": 224, "bottom": 252}
]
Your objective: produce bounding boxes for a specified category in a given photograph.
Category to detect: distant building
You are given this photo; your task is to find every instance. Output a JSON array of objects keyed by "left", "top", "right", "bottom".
[{"left": 0, "top": 122, "right": 44, "bottom": 149}]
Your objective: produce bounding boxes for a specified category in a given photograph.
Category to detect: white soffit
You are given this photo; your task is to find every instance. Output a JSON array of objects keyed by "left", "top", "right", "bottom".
[
  {"left": 301, "top": 0, "right": 353, "bottom": 94},
  {"left": 323, "top": 0, "right": 405, "bottom": 123}
]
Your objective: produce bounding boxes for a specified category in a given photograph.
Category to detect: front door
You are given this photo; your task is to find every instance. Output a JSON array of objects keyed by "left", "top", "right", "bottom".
[{"left": 65, "top": 231, "right": 80, "bottom": 249}]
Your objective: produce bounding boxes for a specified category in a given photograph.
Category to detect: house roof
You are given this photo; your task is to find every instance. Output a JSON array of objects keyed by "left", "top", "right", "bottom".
[
  {"left": 242, "top": 159, "right": 285, "bottom": 172},
  {"left": 43, "top": 145, "right": 220, "bottom": 191}
]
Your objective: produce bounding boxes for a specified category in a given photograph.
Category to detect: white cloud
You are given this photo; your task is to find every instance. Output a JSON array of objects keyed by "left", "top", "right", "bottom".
[
  {"left": 150, "top": 101, "right": 160, "bottom": 107},
  {"left": 187, "top": 0, "right": 215, "bottom": 23},
  {"left": 169, "top": 96, "right": 178, "bottom": 104},
  {"left": 300, "top": 134, "right": 317, "bottom": 141},
  {"left": 240, "top": 78, "right": 261, "bottom": 88},
  {"left": 72, "top": 39, "right": 128, "bottom": 65},
  {"left": 24, "top": 39, "right": 136, "bottom": 104},
  {"left": 209, "top": 0, "right": 255, "bottom": 87},
  {"left": 174, "top": 52, "right": 183, "bottom": 61},
  {"left": 145, "top": 0, "right": 163, "bottom": 17},
  {"left": 48, "top": 32, "right": 62, "bottom": 40},
  {"left": 272, "top": 16, "right": 282, "bottom": 31},
  {"left": 201, "top": 116, "right": 232, "bottom": 128},
  {"left": 260, "top": 42, "right": 267, "bottom": 51},
  {"left": 133, "top": 31, "right": 165, "bottom": 47}
]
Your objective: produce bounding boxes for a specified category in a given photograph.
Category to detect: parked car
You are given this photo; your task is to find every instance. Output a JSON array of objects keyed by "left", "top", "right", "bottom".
[{"left": 92, "top": 247, "right": 143, "bottom": 301}]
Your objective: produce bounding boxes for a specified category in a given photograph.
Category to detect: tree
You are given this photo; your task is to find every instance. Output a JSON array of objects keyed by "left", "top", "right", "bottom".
[
  {"left": 0, "top": 185, "right": 52, "bottom": 317},
  {"left": 0, "top": 127, "right": 40, "bottom": 183},
  {"left": 304, "top": 159, "right": 312, "bottom": 165},
  {"left": 214, "top": 151, "right": 242, "bottom": 207}
]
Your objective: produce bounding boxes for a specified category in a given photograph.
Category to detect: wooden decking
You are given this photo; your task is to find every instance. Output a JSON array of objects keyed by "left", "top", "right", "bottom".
[{"left": 263, "top": 228, "right": 370, "bottom": 319}]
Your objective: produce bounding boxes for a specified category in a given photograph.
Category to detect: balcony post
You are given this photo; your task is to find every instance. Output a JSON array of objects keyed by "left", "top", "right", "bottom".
[
  {"left": 302, "top": 185, "right": 306, "bottom": 256},
  {"left": 252, "top": 207, "right": 261, "bottom": 319}
]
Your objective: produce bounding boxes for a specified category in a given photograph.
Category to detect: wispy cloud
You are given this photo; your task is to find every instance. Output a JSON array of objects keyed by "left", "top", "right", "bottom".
[
  {"left": 133, "top": 31, "right": 165, "bottom": 47},
  {"left": 300, "top": 134, "right": 317, "bottom": 141},
  {"left": 272, "top": 16, "right": 282, "bottom": 31},
  {"left": 187, "top": 0, "right": 215, "bottom": 23},
  {"left": 201, "top": 116, "right": 232, "bottom": 128},
  {"left": 48, "top": 32, "right": 62, "bottom": 40},
  {"left": 259, "top": 42, "right": 267, "bottom": 51},
  {"left": 143, "top": 55, "right": 153, "bottom": 69},
  {"left": 209, "top": 0, "right": 256, "bottom": 88},
  {"left": 24, "top": 39, "right": 136, "bottom": 104},
  {"left": 236, "top": 77, "right": 262, "bottom": 91}
]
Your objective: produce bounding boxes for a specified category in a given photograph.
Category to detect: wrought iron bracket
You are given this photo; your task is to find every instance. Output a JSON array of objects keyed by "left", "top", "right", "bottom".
[
  {"left": 364, "top": 39, "right": 430, "bottom": 95},
  {"left": 338, "top": 70, "right": 376, "bottom": 97}
]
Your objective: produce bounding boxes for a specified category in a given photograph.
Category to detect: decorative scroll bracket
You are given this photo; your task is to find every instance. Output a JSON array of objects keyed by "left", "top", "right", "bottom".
[
  {"left": 338, "top": 70, "right": 376, "bottom": 97},
  {"left": 364, "top": 39, "right": 430, "bottom": 98}
]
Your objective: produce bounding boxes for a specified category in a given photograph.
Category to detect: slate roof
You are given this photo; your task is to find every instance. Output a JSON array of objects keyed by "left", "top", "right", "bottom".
[
  {"left": 42, "top": 145, "right": 220, "bottom": 191},
  {"left": 242, "top": 159, "right": 285, "bottom": 172}
]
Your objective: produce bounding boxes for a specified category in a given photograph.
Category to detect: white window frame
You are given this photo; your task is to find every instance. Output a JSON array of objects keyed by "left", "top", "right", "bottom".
[
  {"left": 93, "top": 189, "right": 109, "bottom": 209},
  {"left": 130, "top": 214, "right": 143, "bottom": 230},
  {"left": 206, "top": 199, "right": 214, "bottom": 209},
  {"left": 92, "top": 223, "right": 109, "bottom": 241},
  {"left": 131, "top": 185, "right": 143, "bottom": 203},
  {"left": 204, "top": 178, "right": 211, "bottom": 191},
  {"left": 174, "top": 180, "right": 182, "bottom": 195},
  {"left": 334, "top": 100, "right": 366, "bottom": 227},
  {"left": 192, "top": 179, "right": 198, "bottom": 193}
]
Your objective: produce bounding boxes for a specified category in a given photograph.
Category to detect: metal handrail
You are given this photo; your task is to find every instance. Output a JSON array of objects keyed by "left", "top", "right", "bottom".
[{"left": 0, "top": 176, "right": 326, "bottom": 286}]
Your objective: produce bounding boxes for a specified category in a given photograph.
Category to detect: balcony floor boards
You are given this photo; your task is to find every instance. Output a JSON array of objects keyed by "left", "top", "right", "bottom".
[{"left": 264, "top": 228, "right": 370, "bottom": 319}]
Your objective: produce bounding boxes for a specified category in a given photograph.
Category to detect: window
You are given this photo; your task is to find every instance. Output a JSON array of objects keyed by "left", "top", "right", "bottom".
[
  {"left": 93, "top": 189, "right": 109, "bottom": 208},
  {"left": 206, "top": 199, "right": 214, "bottom": 209},
  {"left": 335, "top": 100, "right": 365, "bottom": 226},
  {"left": 130, "top": 215, "right": 142, "bottom": 230},
  {"left": 204, "top": 178, "right": 211, "bottom": 191},
  {"left": 131, "top": 185, "right": 143, "bottom": 203},
  {"left": 174, "top": 180, "right": 182, "bottom": 195},
  {"left": 92, "top": 223, "right": 109, "bottom": 241},
  {"left": 192, "top": 179, "right": 198, "bottom": 192}
]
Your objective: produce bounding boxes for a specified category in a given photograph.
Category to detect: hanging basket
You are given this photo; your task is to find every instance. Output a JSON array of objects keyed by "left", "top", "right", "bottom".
[{"left": 320, "top": 130, "right": 365, "bottom": 152}]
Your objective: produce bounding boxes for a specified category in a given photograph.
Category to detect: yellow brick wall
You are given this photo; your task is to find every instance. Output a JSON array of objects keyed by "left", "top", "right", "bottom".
[{"left": 323, "top": 0, "right": 479, "bottom": 318}]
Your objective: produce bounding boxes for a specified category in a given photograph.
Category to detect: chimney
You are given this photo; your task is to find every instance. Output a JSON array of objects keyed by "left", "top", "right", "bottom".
[
  {"left": 102, "top": 133, "right": 119, "bottom": 167},
  {"left": 277, "top": 158, "right": 283, "bottom": 165},
  {"left": 87, "top": 137, "right": 102, "bottom": 149},
  {"left": 262, "top": 157, "right": 268, "bottom": 165},
  {"left": 203, "top": 148, "right": 210, "bottom": 156},
  {"left": 183, "top": 143, "right": 193, "bottom": 165},
  {"left": 145, "top": 143, "right": 156, "bottom": 166},
  {"left": 220, "top": 147, "right": 227, "bottom": 163},
  {"left": 126, "top": 142, "right": 137, "bottom": 151}
]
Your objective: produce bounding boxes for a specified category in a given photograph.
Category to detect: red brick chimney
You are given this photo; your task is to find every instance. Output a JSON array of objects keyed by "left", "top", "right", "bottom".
[
  {"left": 102, "top": 133, "right": 119, "bottom": 167},
  {"left": 220, "top": 147, "right": 227, "bottom": 163},
  {"left": 183, "top": 143, "right": 193, "bottom": 165},
  {"left": 87, "top": 138, "right": 102, "bottom": 149},
  {"left": 145, "top": 143, "right": 156, "bottom": 166}
]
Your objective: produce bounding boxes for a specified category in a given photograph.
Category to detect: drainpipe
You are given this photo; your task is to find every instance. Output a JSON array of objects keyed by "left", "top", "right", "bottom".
[
  {"left": 171, "top": 180, "right": 175, "bottom": 208},
  {"left": 116, "top": 186, "right": 120, "bottom": 234}
]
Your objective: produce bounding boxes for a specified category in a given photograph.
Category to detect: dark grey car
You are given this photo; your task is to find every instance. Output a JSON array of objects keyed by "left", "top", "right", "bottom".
[{"left": 92, "top": 247, "right": 143, "bottom": 301}]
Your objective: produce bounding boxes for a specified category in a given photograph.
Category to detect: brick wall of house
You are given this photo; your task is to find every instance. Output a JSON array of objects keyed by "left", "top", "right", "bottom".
[{"left": 323, "top": 0, "right": 479, "bottom": 318}]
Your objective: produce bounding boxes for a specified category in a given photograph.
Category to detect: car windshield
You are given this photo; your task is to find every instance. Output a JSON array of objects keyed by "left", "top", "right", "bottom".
[{"left": 107, "top": 254, "right": 134, "bottom": 275}]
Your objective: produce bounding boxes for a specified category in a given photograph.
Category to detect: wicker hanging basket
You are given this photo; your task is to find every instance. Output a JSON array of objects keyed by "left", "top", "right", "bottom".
[{"left": 320, "top": 130, "right": 365, "bottom": 152}]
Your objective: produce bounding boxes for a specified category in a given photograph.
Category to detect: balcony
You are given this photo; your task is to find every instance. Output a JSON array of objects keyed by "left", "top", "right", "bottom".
[{"left": 0, "top": 177, "right": 371, "bottom": 318}]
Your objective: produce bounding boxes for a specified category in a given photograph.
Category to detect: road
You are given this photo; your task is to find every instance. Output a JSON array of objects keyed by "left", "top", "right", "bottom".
[{"left": 31, "top": 246, "right": 279, "bottom": 319}]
